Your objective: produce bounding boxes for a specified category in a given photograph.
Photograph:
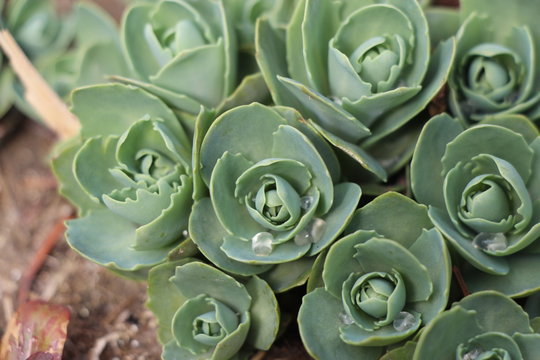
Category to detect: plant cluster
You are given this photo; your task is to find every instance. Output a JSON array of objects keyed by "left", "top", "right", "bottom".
[{"left": 2, "top": 0, "right": 540, "bottom": 358}]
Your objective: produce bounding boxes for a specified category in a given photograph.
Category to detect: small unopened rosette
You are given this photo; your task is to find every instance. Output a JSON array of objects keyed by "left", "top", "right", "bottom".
[{"left": 147, "top": 260, "right": 279, "bottom": 360}]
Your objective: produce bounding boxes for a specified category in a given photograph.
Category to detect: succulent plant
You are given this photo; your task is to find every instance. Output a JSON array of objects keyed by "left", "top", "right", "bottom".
[
  {"left": 118, "top": 0, "right": 239, "bottom": 116},
  {"left": 223, "top": 0, "right": 297, "bottom": 53},
  {"left": 447, "top": 0, "right": 540, "bottom": 123},
  {"left": 0, "top": 0, "right": 74, "bottom": 117},
  {"left": 411, "top": 113, "right": 540, "bottom": 297},
  {"left": 412, "top": 291, "right": 540, "bottom": 359},
  {"left": 147, "top": 260, "right": 280, "bottom": 360},
  {"left": 298, "top": 192, "right": 451, "bottom": 359},
  {"left": 256, "top": 0, "right": 456, "bottom": 180},
  {"left": 52, "top": 84, "right": 194, "bottom": 276},
  {"left": 11, "top": 2, "right": 129, "bottom": 120},
  {"left": 189, "top": 103, "right": 361, "bottom": 292}
]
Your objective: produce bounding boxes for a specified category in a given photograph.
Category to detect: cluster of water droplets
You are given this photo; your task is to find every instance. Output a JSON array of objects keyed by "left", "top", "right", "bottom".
[
  {"left": 294, "top": 218, "right": 327, "bottom": 246},
  {"left": 462, "top": 349, "right": 483, "bottom": 360},
  {"left": 392, "top": 311, "right": 418, "bottom": 332},
  {"left": 472, "top": 232, "right": 507, "bottom": 252},
  {"left": 250, "top": 195, "right": 328, "bottom": 256}
]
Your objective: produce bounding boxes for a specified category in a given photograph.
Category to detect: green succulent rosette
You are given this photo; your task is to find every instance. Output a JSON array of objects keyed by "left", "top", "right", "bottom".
[
  {"left": 148, "top": 260, "right": 279, "bottom": 360},
  {"left": 411, "top": 113, "right": 540, "bottom": 297},
  {"left": 10, "top": 2, "right": 129, "bottom": 120},
  {"left": 5, "top": 0, "right": 74, "bottom": 59},
  {"left": 190, "top": 103, "right": 361, "bottom": 292},
  {"left": 412, "top": 291, "right": 540, "bottom": 359},
  {"left": 448, "top": 0, "right": 540, "bottom": 122},
  {"left": 298, "top": 192, "right": 451, "bottom": 359},
  {"left": 256, "top": 0, "right": 455, "bottom": 180},
  {"left": 0, "top": 0, "right": 75, "bottom": 117},
  {"left": 118, "top": 0, "right": 241, "bottom": 117},
  {"left": 52, "top": 84, "right": 194, "bottom": 275}
]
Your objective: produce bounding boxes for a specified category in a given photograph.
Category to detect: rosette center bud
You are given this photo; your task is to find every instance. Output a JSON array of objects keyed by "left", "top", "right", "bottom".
[
  {"left": 460, "top": 177, "right": 513, "bottom": 226},
  {"left": 174, "top": 294, "right": 240, "bottom": 354},
  {"left": 342, "top": 270, "right": 407, "bottom": 330},
  {"left": 463, "top": 43, "right": 522, "bottom": 104},
  {"left": 350, "top": 35, "right": 405, "bottom": 92}
]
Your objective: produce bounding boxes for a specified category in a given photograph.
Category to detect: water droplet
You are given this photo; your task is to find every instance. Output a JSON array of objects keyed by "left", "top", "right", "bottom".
[
  {"left": 294, "top": 229, "right": 311, "bottom": 246},
  {"left": 300, "top": 196, "right": 314, "bottom": 210},
  {"left": 294, "top": 218, "right": 327, "bottom": 246},
  {"left": 339, "top": 312, "right": 354, "bottom": 325},
  {"left": 309, "top": 218, "right": 327, "bottom": 243},
  {"left": 462, "top": 349, "right": 483, "bottom": 360},
  {"left": 252, "top": 232, "right": 274, "bottom": 256},
  {"left": 472, "top": 232, "right": 507, "bottom": 252},
  {"left": 392, "top": 311, "right": 417, "bottom": 332},
  {"left": 182, "top": 230, "right": 189, "bottom": 238}
]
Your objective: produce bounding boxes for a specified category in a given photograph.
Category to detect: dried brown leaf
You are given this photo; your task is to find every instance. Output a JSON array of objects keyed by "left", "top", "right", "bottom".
[{"left": 0, "top": 301, "right": 70, "bottom": 360}]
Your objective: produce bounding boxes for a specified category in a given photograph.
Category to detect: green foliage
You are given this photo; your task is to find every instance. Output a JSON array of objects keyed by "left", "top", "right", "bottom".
[
  {"left": 52, "top": 84, "right": 193, "bottom": 274},
  {"left": 256, "top": 0, "right": 456, "bottom": 180},
  {"left": 0, "top": 1, "right": 129, "bottom": 120},
  {"left": 147, "top": 261, "right": 279, "bottom": 360},
  {"left": 298, "top": 192, "right": 451, "bottom": 359},
  {"left": 448, "top": 0, "right": 540, "bottom": 122},
  {"left": 190, "top": 103, "right": 361, "bottom": 291},
  {"left": 411, "top": 114, "right": 540, "bottom": 297},
  {"left": 413, "top": 291, "right": 540, "bottom": 359}
]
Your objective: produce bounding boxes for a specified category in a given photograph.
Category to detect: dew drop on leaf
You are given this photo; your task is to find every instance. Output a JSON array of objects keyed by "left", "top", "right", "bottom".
[
  {"left": 339, "top": 312, "right": 354, "bottom": 325},
  {"left": 462, "top": 349, "right": 483, "bottom": 360},
  {"left": 472, "top": 232, "right": 507, "bottom": 252},
  {"left": 300, "top": 196, "right": 314, "bottom": 210},
  {"left": 392, "top": 311, "right": 417, "bottom": 332},
  {"left": 294, "top": 229, "right": 311, "bottom": 246},
  {"left": 294, "top": 218, "right": 327, "bottom": 246},
  {"left": 309, "top": 218, "right": 327, "bottom": 243},
  {"left": 252, "top": 232, "right": 274, "bottom": 256}
]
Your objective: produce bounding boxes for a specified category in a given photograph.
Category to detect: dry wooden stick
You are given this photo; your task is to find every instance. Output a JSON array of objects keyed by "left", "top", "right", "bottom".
[{"left": 0, "top": 29, "right": 80, "bottom": 139}]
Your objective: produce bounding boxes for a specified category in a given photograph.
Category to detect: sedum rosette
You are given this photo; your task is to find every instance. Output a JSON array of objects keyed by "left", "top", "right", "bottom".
[
  {"left": 256, "top": 0, "right": 455, "bottom": 180},
  {"left": 189, "top": 103, "right": 361, "bottom": 292},
  {"left": 411, "top": 113, "right": 540, "bottom": 296},
  {"left": 448, "top": 0, "right": 540, "bottom": 122},
  {"left": 148, "top": 260, "right": 279, "bottom": 360},
  {"left": 52, "top": 84, "right": 193, "bottom": 276},
  {"left": 298, "top": 192, "right": 451, "bottom": 359},
  {"left": 411, "top": 291, "right": 540, "bottom": 359},
  {"left": 119, "top": 0, "right": 237, "bottom": 116},
  {"left": 0, "top": 0, "right": 74, "bottom": 117},
  {"left": 11, "top": 2, "right": 129, "bottom": 120}
]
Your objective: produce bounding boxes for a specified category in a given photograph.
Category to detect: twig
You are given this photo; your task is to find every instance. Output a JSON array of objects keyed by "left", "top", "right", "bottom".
[
  {"left": 17, "top": 212, "right": 74, "bottom": 306},
  {"left": 0, "top": 29, "right": 80, "bottom": 139},
  {"left": 452, "top": 265, "right": 471, "bottom": 297},
  {"left": 88, "top": 332, "right": 121, "bottom": 360}
]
